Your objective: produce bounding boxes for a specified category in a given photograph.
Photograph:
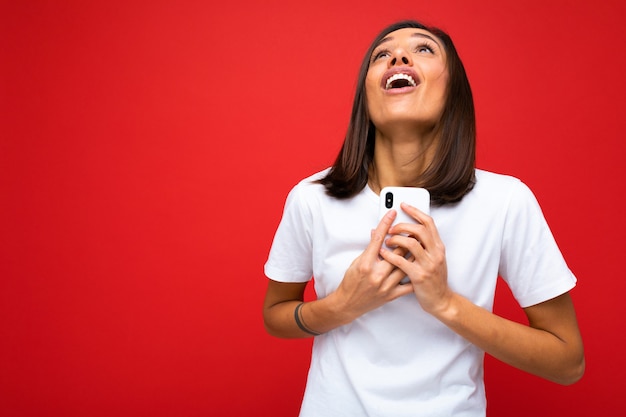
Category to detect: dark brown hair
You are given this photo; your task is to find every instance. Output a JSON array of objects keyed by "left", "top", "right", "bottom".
[{"left": 318, "top": 20, "right": 476, "bottom": 206}]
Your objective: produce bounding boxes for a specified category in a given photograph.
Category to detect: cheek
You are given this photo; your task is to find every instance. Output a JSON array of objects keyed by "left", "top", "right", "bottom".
[
  {"left": 365, "top": 66, "right": 382, "bottom": 97},
  {"left": 430, "top": 71, "right": 449, "bottom": 101},
  {"left": 365, "top": 75, "right": 377, "bottom": 96},
  {"left": 364, "top": 79, "right": 379, "bottom": 111}
]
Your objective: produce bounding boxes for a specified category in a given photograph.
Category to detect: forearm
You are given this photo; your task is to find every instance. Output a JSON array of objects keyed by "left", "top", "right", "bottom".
[
  {"left": 434, "top": 292, "right": 585, "bottom": 385},
  {"left": 263, "top": 293, "right": 353, "bottom": 338}
]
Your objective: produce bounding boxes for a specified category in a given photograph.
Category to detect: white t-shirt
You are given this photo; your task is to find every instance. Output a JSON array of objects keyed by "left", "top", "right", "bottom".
[{"left": 264, "top": 168, "right": 576, "bottom": 417}]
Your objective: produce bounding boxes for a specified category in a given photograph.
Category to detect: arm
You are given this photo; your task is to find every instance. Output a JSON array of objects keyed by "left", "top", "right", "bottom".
[
  {"left": 383, "top": 202, "right": 585, "bottom": 385},
  {"left": 262, "top": 280, "right": 351, "bottom": 338},
  {"left": 435, "top": 291, "right": 584, "bottom": 385},
  {"left": 263, "top": 209, "right": 415, "bottom": 338}
]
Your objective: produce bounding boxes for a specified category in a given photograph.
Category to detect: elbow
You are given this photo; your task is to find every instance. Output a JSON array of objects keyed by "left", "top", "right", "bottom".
[
  {"left": 551, "top": 353, "right": 585, "bottom": 386},
  {"left": 264, "top": 321, "right": 299, "bottom": 339},
  {"left": 560, "top": 356, "right": 585, "bottom": 385},
  {"left": 262, "top": 312, "right": 280, "bottom": 337},
  {"left": 263, "top": 310, "right": 292, "bottom": 339},
  {"left": 263, "top": 318, "right": 281, "bottom": 338}
]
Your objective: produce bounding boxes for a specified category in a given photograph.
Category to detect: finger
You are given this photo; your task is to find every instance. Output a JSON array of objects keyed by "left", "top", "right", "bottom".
[
  {"left": 364, "top": 209, "right": 397, "bottom": 259},
  {"left": 379, "top": 245, "right": 412, "bottom": 269},
  {"left": 399, "top": 201, "right": 427, "bottom": 221},
  {"left": 379, "top": 249, "right": 420, "bottom": 289},
  {"left": 376, "top": 260, "right": 415, "bottom": 294},
  {"left": 382, "top": 236, "right": 426, "bottom": 269},
  {"left": 393, "top": 203, "right": 440, "bottom": 248},
  {"left": 389, "top": 265, "right": 412, "bottom": 286}
]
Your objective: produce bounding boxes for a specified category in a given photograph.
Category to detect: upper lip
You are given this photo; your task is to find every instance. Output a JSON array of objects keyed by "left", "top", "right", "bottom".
[{"left": 380, "top": 67, "right": 420, "bottom": 90}]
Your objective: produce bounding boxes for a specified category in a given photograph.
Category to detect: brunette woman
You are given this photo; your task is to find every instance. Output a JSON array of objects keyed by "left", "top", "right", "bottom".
[{"left": 263, "top": 20, "right": 584, "bottom": 417}]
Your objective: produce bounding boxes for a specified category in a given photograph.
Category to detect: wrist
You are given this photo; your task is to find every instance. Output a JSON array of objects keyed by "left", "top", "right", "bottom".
[
  {"left": 295, "top": 302, "right": 321, "bottom": 336},
  {"left": 319, "top": 291, "right": 355, "bottom": 328},
  {"left": 429, "top": 291, "right": 461, "bottom": 324}
]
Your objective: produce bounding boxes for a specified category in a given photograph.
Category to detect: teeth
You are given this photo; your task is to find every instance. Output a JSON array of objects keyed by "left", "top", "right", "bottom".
[{"left": 385, "top": 73, "right": 417, "bottom": 89}]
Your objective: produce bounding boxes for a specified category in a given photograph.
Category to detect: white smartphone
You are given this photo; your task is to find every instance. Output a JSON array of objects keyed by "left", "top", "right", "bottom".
[
  {"left": 378, "top": 187, "right": 430, "bottom": 283},
  {"left": 378, "top": 186, "right": 430, "bottom": 226}
]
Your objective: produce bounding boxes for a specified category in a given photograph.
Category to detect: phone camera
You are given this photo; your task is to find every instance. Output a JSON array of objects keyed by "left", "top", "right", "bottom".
[{"left": 385, "top": 192, "right": 393, "bottom": 209}]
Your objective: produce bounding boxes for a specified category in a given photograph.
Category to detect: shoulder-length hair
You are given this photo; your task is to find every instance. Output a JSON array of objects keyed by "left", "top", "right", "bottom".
[{"left": 317, "top": 20, "right": 476, "bottom": 206}]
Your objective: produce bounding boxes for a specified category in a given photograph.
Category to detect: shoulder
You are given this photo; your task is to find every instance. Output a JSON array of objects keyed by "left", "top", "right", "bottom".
[
  {"left": 448, "top": 169, "right": 541, "bottom": 222},
  {"left": 294, "top": 168, "right": 331, "bottom": 189},
  {"left": 283, "top": 168, "right": 332, "bottom": 210},
  {"left": 288, "top": 168, "right": 330, "bottom": 196},
  {"left": 475, "top": 169, "right": 521, "bottom": 189},
  {"left": 471, "top": 169, "right": 545, "bottom": 227},
  {"left": 473, "top": 169, "right": 535, "bottom": 203}
]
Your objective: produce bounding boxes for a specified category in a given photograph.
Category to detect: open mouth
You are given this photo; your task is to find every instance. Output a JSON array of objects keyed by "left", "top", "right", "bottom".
[{"left": 385, "top": 73, "right": 417, "bottom": 90}]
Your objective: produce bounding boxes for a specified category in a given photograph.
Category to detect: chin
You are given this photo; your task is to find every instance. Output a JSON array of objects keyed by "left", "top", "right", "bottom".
[{"left": 373, "top": 115, "right": 437, "bottom": 132}]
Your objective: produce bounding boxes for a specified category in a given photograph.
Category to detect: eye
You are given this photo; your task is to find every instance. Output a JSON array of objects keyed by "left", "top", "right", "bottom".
[
  {"left": 371, "top": 49, "right": 390, "bottom": 62},
  {"left": 414, "top": 42, "right": 435, "bottom": 54}
]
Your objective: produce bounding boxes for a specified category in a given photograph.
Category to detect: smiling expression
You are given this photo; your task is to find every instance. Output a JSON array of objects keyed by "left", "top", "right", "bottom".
[{"left": 365, "top": 28, "right": 449, "bottom": 134}]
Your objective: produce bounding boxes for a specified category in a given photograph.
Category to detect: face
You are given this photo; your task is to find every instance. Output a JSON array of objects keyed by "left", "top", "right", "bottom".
[{"left": 365, "top": 28, "right": 448, "bottom": 134}]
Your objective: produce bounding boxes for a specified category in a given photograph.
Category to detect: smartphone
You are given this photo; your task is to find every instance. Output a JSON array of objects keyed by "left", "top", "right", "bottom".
[
  {"left": 378, "top": 186, "right": 430, "bottom": 226},
  {"left": 378, "top": 187, "right": 430, "bottom": 283}
]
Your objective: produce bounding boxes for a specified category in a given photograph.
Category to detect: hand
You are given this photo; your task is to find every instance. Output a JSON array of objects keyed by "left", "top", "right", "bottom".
[
  {"left": 379, "top": 202, "right": 453, "bottom": 315},
  {"left": 331, "top": 209, "right": 415, "bottom": 321}
]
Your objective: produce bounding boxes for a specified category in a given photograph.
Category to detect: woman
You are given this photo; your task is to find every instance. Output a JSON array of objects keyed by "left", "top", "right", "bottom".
[{"left": 263, "top": 20, "right": 584, "bottom": 416}]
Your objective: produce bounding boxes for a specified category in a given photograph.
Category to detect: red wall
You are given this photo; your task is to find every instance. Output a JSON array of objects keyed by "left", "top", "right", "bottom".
[{"left": 2, "top": 1, "right": 625, "bottom": 415}]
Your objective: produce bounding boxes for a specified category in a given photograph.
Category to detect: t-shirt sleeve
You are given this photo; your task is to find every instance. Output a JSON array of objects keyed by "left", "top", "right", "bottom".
[
  {"left": 264, "top": 183, "right": 315, "bottom": 283},
  {"left": 498, "top": 180, "right": 576, "bottom": 308}
]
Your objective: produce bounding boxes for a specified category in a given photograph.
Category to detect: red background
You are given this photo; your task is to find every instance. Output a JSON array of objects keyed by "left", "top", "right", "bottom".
[{"left": 2, "top": 1, "right": 625, "bottom": 415}]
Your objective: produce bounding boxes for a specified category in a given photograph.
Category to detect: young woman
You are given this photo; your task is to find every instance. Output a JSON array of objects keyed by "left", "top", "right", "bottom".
[{"left": 263, "top": 20, "right": 584, "bottom": 416}]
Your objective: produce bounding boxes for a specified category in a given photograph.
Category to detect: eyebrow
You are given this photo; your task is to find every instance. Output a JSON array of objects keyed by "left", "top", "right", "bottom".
[{"left": 376, "top": 32, "right": 443, "bottom": 49}]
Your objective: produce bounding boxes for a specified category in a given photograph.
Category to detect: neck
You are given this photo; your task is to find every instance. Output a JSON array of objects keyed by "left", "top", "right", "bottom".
[{"left": 368, "top": 128, "right": 438, "bottom": 194}]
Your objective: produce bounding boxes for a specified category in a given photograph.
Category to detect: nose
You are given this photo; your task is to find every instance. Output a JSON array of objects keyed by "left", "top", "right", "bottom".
[{"left": 389, "top": 48, "right": 412, "bottom": 67}]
